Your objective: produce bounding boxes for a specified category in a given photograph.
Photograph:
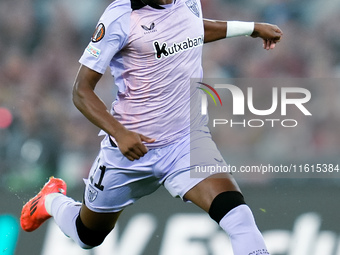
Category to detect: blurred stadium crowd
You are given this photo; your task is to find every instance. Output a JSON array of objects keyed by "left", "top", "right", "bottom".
[{"left": 0, "top": 0, "right": 339, "bottom": 191}]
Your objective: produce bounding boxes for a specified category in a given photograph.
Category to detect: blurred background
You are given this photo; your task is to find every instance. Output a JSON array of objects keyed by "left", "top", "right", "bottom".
[{"left": 0, "top": 0, "right": 339, "bottom": 254}]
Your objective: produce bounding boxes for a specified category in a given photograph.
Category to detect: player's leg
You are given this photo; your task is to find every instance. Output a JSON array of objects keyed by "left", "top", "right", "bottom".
[
  {"left": 20, "top": 177, "right": 122, "bottom": 249},
  {"left": 183, "top": 172, "right": 241, "bottom": 212},
  {"left": 21, "top": 135, "right": 161, "bottom": 249},
  {"left": 162, "top": 130, "right": 269, "bottom": 255},
  {"left": 79, "top": 203, "right": 122, "bottom": 232},
  {"left": 53, "top": 135, "right": 160, "bottom": 248},
  {"left": 47, "top": 156, "right": 126, "bottom": 249},
  {"left": 184, "top": 173, "right": 270, "bottom": 255},
  {"left": 48, "top": 195, "right": 121, "bottom": 249}
]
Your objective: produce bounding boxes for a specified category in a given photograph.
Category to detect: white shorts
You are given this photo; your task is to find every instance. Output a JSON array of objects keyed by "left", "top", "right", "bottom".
[{"left": 84, "top": 129, "right": 227, "bottom": 213}]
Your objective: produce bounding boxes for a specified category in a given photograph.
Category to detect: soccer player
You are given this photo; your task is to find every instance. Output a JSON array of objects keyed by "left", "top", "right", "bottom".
[{"left": 21, "top": 0, "right": 282, "bottom": 254}]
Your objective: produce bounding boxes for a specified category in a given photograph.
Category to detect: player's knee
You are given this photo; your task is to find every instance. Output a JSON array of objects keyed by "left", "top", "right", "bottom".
[
  {"left": 75, "top": 215, "right": 111, "bottom": 249},
  {"left": 208, "top": 191, "right": 246, "bottom": 223}
]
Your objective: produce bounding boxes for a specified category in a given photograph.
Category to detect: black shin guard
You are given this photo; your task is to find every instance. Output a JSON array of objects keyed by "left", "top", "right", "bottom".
[
  {"left": 208, "top": 191, "right": 246, "bottom": 223},
  {"left": 75, "top": 215, "right": 110, "bottom": 247}
]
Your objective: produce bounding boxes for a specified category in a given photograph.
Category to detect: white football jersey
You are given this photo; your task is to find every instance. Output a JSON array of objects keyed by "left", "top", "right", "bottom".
[{"left": 79, "top": 0, "right": 208, "bottom": 148}]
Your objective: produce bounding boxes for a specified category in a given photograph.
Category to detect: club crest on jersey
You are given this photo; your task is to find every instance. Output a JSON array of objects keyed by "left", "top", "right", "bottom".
[
  {"left": 87, "top": 185, "right": 98, "bottom": 202},
  {"left": 91, "top": 23, "right": 105, "bottom": 43},
  {"left": 185, "top": 0, "right": 199, "bottom": 17}
]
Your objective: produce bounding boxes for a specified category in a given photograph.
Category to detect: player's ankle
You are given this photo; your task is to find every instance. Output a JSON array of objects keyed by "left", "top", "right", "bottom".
[{"left": 45, "top": 193, "right": 65, "bottom": 216}]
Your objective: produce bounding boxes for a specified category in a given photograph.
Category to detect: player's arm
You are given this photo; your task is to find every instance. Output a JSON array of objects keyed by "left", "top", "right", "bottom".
[
  {"left": 203, "top": 19, "right": 283, "bottom": 50},
  {"left": 72, "top": 65, "right": 155, "bottom": 161},
  {"left": 203, "top": 19, "right": 227, "bottom": 43}
]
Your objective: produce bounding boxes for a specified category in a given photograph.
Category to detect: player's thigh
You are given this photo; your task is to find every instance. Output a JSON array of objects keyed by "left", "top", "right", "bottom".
[
  {"left": 79, "top": 203, "right": 122, "bottom": 232},
  {"left": 183, "top": 173, "right": 241, "bottom": 213}
]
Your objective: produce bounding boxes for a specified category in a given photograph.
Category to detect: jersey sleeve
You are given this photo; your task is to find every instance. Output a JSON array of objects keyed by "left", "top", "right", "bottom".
[{"left": 79, "top": 2, "right": 131, "bottom": 74}]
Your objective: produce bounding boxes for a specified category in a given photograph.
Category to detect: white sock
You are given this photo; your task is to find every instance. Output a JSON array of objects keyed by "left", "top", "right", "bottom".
[
  {"left": 219, "top": 204, "right": 270, "bottom": 255},
  {"left": 46, "top": 194, "right": 92, "bottom": 249},
  {"left": 45, "top": 193, "right": 64, "bottom": 216}
]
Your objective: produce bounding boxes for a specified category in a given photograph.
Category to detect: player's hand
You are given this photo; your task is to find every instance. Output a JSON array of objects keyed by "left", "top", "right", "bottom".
[
  {"left": 114, "top": 128, "right": 155, "bottom": 161},
  {"left": 251, "top": 23, "right": 283, "bottom": 50}
]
